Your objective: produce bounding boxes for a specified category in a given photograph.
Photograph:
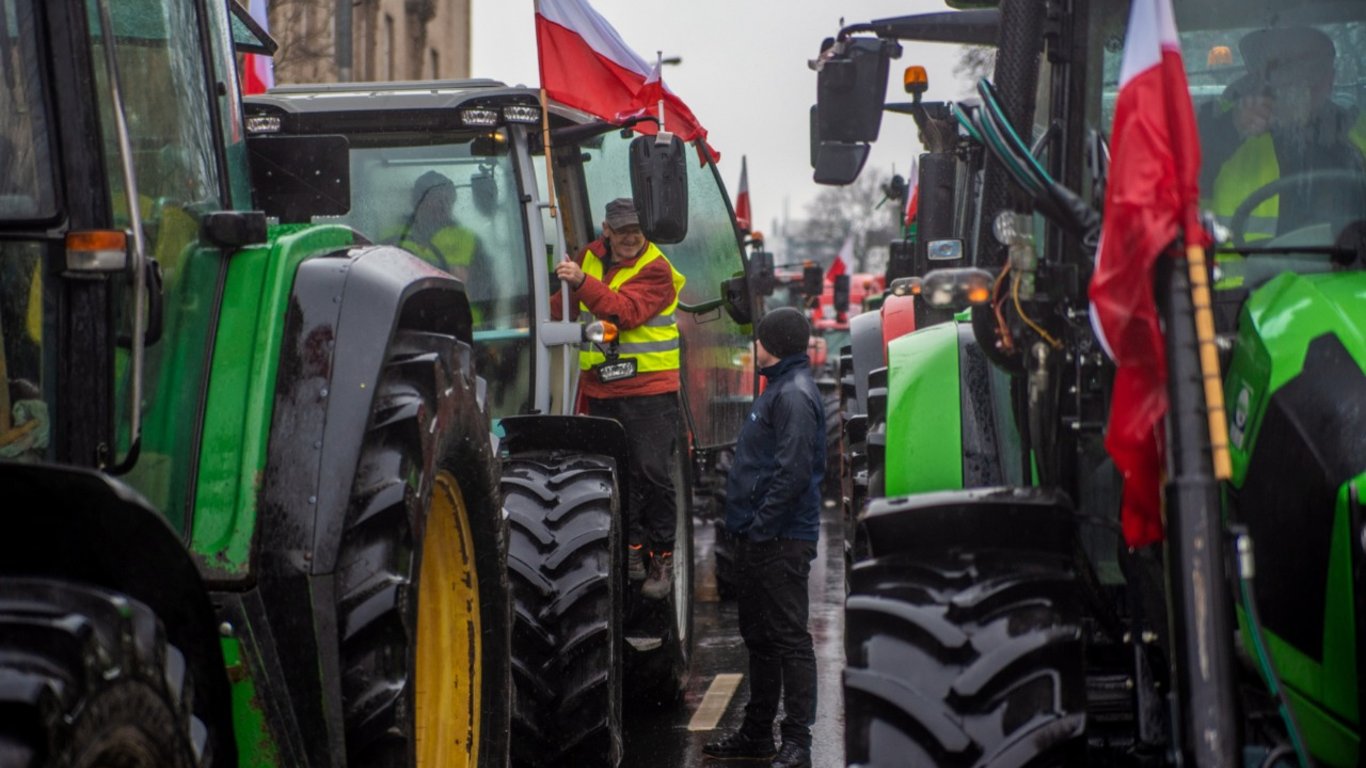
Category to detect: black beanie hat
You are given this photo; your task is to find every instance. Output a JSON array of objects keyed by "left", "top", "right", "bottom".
[{"left": 757, "top": 307, "right": 810, "bottom": 360}]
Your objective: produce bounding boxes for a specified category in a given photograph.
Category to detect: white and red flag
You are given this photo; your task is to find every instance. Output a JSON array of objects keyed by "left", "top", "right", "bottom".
[
  {"left": 827, "top": 232, "right": 854, "bottom": 281},
  {"left": 535, "top": 0, "right": 718, "bottom": 160},
  {"left": 1087, "top": 0, "right": 1205, "bottom": 547},
  {"left": 241, "top": 0, "right": 274, "bottom": 95},
  {"left": 904, "top": 156, "right": 920, "bottom": 227},
  {"left": 734, "top": 156, "right": 751, "bottom": 233}
]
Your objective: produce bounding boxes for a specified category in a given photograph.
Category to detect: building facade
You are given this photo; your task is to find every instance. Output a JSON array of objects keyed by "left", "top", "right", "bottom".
[{"left": 268, "top": 0, "right": 472, "bottom": 84}]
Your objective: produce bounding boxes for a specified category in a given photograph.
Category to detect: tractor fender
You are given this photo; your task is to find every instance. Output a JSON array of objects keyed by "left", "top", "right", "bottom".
[
  {"left": 879, "top": 293, "right": 918, "bottom": 351},
  {"left": 252, "top": 243, "right": 484, "bottom": 761},
  {"left": 847, "top": 310, "right": 885, "bottom": 415},
  {"left": 0, "top": 462, "right": 236, "bottom": 766},
  {"left": 498, "top": 414, "right": 632, "bottom": 506},
  {"left": 859, "top": 485, "right": 1075, "bottom": 561},
  {"left": 260, "top": 243, "right": 475, "bottom": 578}
]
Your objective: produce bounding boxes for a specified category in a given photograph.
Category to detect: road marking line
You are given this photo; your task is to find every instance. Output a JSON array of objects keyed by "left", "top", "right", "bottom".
[{"left": 688, "top": 673, "right": 743, "bottom": 732}]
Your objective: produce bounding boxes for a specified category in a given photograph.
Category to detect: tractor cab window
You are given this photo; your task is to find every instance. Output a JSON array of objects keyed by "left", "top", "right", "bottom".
[
  {"left": 321, "top": 131, "right": 535, "bottom": 418},
  {"left": 87, "top": 0, "right": 226, "bottom": 531},
  {"left": 578, "top": 131, "right": 754, "bottom": 448},
  {"left": 1091, "top": 0, "right": 1365, "bottom": 281},
  {"left": 0, "top": 0, "right": 56, "bottom": 220}
]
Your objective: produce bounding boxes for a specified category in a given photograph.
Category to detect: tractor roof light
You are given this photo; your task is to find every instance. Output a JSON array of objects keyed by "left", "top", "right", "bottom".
[
  {"left": 245, "top": 115, "right": 281, "bottom": 134},
  {"left": 501, "top": 105, "right": 541, "bottom": 124},
  {"left": 460, "top": 108, "right": 499, "bottom": 127},
  {"left": 585, "top": 320, "right": 619, "bottom": 344},
  {"left": 921, "top": 268, "right": 995, "bottom": 309},
  {"left": 904, "top": 65, "right": 929, "bottom": 99},
  {"left": 1207, "top": 45, "right": 1233, "bottom": 68},
  {"left": 66, "top": 230, "right": 129, "bottom": 272}
]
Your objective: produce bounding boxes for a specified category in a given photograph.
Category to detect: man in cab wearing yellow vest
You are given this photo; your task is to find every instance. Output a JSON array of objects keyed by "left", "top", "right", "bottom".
[
  {"left": 1199, "top": 26, "right": 1366, "bottom": 241},
  {"left": 553, "top": 198, "right": 687, "bottom": 599},
  {"left": 391, "top": 170, "right": 484, "bottom": 281}
]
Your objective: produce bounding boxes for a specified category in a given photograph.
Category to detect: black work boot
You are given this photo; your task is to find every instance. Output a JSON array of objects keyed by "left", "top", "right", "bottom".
[
  {"left": 641, "top": 550, "right": 673, "bottom": 600},
  {"left": 702, "top": 730, "right": 775, "bottom": 761},
  {"left": 770, "top": 741, "right": 812, "bottom": 768},
  {"left": 627, "top": 544, "right": 647, "bottom": 581}
]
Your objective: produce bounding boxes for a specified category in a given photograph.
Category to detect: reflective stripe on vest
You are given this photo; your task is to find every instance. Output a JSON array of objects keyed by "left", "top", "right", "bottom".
[
  {"left": 1209, "top": 115, "right": 1366, "bottom": 241},
  {"left": 578, "top": 243, "right": 686, "bottom": 373}
]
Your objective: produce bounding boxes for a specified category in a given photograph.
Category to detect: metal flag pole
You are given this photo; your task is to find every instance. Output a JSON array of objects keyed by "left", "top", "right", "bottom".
[
  {"left": 655, "top": 51, "right": 666, "bottom": 132},
  {"left": 535, "top": 0, "right": 575, "bottom": 414}
]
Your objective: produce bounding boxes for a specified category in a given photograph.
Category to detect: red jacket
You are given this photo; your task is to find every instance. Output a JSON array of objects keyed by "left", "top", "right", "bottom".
[{"left": 551, "top": 239, "right": 680, "bottom": 399}]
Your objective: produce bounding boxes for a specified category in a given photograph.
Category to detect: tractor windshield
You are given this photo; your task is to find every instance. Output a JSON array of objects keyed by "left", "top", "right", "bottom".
[
  {"left": 578, "top": 133, "right": 754, "bottom": 448},
  {"left": 316, "top": 130, "right": 535, "bottom": 417},
  {"left": 1091, "top": 0, "right": 1365, "bottom": 271}
]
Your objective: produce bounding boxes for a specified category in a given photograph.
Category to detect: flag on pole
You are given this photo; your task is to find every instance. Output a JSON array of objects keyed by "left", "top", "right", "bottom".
[
  {"left": 734, "top": 156, "right": 752, "bottom": 233},
  {"left": 535, "top": 0, "right": 718, "bottom": 159},
  {"left": 242, "top": 0, "right": 274, "bottom": 95},
  {"left": 904, "top": 156, "right": 920, "bottom": 227},
  {"left": 827, "top": 232, "right": 854, "bottom": 280},
  {"left": 1087, "top": 0, "right": 1205, "bottom": 548}
]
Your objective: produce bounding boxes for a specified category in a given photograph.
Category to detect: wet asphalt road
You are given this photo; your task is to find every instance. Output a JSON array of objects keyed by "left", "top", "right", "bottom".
[{"left": 622, "top": 503, "right": 846, "bottom": 768}]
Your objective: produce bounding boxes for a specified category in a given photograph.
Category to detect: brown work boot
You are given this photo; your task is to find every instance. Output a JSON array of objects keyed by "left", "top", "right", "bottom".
[
  {"left": 641, "top": 550, "right": 673, "bottom": 600},
  {"left": 627, "top": 544, "right": 647, "bottom": 581}
]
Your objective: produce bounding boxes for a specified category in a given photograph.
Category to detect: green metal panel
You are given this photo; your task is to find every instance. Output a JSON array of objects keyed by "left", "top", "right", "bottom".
[
  {"left": 190, "top": 225, "right": 357, "bottom": 578},
  {"left": 1225, "top": 270, "right": 1365, "bottom": 764},
  {"left": 221, "top": 635, "right": 281, "bottom": 766},
  {"left": 1225, "top": 271, "right": 1366, "bottom": 484},
  {"left": 884, "top": 321, "right": 963, "bottom": 496}
]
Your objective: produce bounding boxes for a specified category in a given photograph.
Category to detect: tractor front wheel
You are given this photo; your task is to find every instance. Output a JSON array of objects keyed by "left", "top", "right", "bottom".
[
  {"left": 505, "top": 452, "right": 622, "bottom": 768},
  {"left": 0, "top": 578, "right": 210, "bottom": 768}
]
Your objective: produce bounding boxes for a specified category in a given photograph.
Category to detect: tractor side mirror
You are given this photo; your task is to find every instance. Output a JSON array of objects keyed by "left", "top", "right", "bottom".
[
  {"left": 812, "top": 141, "right": 871, "bottom": 186},
  {"left": 248, "top": 134, "right": 351, "bottom": 223},
  {"left": 833, "top": 274, "right": 851, "bottom": 314},
  {"left": 722, "top": 248, "right": 775, "bottom": 326},
  {"left": 629, "top": 133, "right": 689, "bottom": 243},
  {"left": 814, "top": 36, "right": 901, "bottom": 144},
  {"left": 886, "top": 238, "right": 915, "bottom": 282},
  {"left": 802, "top": 264, "right": 823, "bottom": 297}
]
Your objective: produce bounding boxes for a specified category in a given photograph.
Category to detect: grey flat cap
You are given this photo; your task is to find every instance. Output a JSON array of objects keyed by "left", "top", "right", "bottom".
[{"left": 605, "top": 197, "right": 641, "bottom": 230}]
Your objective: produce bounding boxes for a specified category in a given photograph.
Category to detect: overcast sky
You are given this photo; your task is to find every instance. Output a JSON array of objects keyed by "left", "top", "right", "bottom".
[{"left": 471, "top": 0, "right": 977, "bottom": 244}]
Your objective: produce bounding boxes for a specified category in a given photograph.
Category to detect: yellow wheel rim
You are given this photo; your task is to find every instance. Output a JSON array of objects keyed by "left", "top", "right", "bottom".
[{"left": 415, "top": 471, "right": 482, "bottom": 767}]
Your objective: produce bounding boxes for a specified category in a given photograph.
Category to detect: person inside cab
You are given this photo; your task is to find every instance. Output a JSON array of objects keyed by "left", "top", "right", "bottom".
[
  {"left": 1199, "top": 26, "right": 1366, "bottom": 241},
  {"left": 391, "top": 170, "right": 485, "bottom": 282}
]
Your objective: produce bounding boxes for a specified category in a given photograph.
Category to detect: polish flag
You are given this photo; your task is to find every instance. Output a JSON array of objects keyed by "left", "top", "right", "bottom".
[
  {"left": 241, "top": 0, "right": 274, "bottom": 95},
  {"left": 904, "top": 156, "right": 920, "bottom": 227},
  {"left": 827, "top": 232, "right": 854, "bottom": 280},
  {"left": 535, "top": 0, "right": 718, "bottom": 159},
  {"left": 1087, "top": 0, "right": 1205, "bottom": 547},
  {"left": 734, "top": 156, "right": 752, "bottom": 233}
]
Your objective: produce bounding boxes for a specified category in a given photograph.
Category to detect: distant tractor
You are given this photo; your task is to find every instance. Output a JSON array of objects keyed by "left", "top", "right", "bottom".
[
  {"left": 244, "top": 81, "right": 762, "bottom": 767},
  {"left": 0, "top": 1, "right": 509, "bottom": 765},
  {"left": 814, "top": 0, "right": 1365, "bottom": 766}
]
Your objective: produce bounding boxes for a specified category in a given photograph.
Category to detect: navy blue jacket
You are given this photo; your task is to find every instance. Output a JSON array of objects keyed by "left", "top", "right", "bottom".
[{"left": 724, "top": 354, "right": 825, "bottom": 542}]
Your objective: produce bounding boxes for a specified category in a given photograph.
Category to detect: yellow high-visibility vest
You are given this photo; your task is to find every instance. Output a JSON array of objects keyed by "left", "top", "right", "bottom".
[
  {"left": 1209, "top": 113, "right": 1366, "bottom": 241},
  {"left": 578, "top": 243, "right": 686, "bottom": 373}
]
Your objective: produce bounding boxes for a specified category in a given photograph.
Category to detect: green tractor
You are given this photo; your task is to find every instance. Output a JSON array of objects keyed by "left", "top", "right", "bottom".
[
  {"left": 814, "top": 0, "right": 1364, "bottom": 765},
  {"left": 241, "top": 81, "right": 760, "bottom": 766},
  {"left": 0, "top": 1, "right": 510, "bottom": 765}
]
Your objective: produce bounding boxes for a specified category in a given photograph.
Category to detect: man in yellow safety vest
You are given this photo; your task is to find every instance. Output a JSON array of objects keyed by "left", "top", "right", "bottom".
[
  {"left": 1200, "top": 26, "right": 1366, "bottom": 242},
  {"left": 391, "top": 170, "right": 483, "bottom": 281},
  {"left": 554, "top": 198, "right": 686, "bottom": 600}
]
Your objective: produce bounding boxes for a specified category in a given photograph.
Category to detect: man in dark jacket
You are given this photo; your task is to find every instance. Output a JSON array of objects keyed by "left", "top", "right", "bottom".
[{"left": 704, "top": 307, "right": 823, "bottom": 768}]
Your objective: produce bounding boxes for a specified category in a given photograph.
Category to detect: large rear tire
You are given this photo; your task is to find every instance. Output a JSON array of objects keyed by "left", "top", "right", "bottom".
[
  {"left": 505, "top": 452, "right": 622, "bottom": 768},
  {"left": 822, "top": 389, "right": 842, "bottom": 503},
  {"left": 844, "top": 549, "right": 1086, "bottom": 767},
  {"left": 0, "top": 579, "right": 210, "bottom": 768},
  {"left": 337, "top": 329, "right": 509, "bottom": 768}
]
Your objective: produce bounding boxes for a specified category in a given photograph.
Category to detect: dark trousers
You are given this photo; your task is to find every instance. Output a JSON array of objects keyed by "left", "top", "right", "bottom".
[
  {"left": 737, "top": 538, "right": 817, "bottom": 747},
  {"left": 586, "top": 393, "right": 679, "bottom": 550}
]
